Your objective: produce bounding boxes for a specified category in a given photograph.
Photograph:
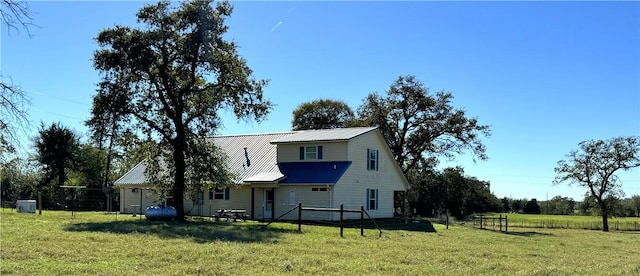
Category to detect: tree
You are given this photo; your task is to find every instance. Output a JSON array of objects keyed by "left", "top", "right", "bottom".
[
  {"left": 66, "top": 144, "right": 108, "bottom": 210},
  {"left": 353, "top": 75, "right": 490, "bottom": 174},
  {"left": 522, "top": 198, "right": 541, "bottom": 214},
  {"left": 34, "top": 122, "right": 80, "bottom": 208},
  {"left": 90, "top": 0, "right": 271, "bottom": 220},
  {"left": 0, "top": 156, "right": 40, "bottom": 205},
  {"left": 510, "top": 198, "right": 525, "bottom": 213},
  {"left": 1, "top": 0, "right": 34, "bottom": 34},
  {"left": 1, "top": 0, "right": 35, "bottom": 158},
  {"left": 501, "top": 197, "right": 511, "bottom": 213},
  {"left": 546, "top": 195, "right": 576, "bottom": 215},
  {"left": 632, "top": 195, "right": 640, "bottom": 217},
  {"left": 291, "top": 99, "right": 354, "bottom": 130},
  {"left": 554, "top": 136, "right": 640, "bottom": 231}
]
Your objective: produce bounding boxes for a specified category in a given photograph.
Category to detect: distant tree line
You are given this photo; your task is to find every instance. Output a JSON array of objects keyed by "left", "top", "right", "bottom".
[
  {"left": 407, "top": 166, "right": 501, "bottom": 219},
  {"left": 497, "top": 194, "right": 640, "bottom": 217}
]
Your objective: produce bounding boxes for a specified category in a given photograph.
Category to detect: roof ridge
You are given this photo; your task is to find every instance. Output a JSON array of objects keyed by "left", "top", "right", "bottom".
[{"left": 211, "top": 131, "right": 299, "bottom": 138}]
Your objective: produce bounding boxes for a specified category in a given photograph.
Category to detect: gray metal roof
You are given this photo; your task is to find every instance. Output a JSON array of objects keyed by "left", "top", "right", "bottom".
[
  {"left": 212, "top": 132, "right": 296, "bottom": 183},
  {"left": 270, "top": 127, "right": 378, "bottom": 144},
  {"left": 113, "top": 162, "right": 147, "bottom": 185},
  {"left": 114, "top": 128, "right": 376, "bottom": 186}
]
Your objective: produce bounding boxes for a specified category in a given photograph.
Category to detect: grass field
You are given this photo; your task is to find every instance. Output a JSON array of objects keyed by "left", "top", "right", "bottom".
[
  {"left": 1, "top": 210, "right": 639, "bottom": 275},
  {"left": 476, "top": 213, "right": 640, "bottom": 231}
]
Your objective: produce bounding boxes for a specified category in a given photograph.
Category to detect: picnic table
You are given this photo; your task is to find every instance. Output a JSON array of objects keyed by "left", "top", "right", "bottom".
[{"left": 215, "top": 209, "right": 247, "bottom": 222}]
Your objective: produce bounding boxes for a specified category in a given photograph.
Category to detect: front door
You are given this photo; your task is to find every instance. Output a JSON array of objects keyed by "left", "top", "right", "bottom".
[{"left": 264, "top": 189, "right": 274, "bottom": 219}]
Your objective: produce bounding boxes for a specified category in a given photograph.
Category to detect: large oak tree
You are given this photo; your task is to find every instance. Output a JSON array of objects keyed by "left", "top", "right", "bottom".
[
  {"left": 1, "top": 0, "right": 34, "bottom": 157},
  {"left": 553, "top": 136, "right": 640, "bottom": 231},
  {"left": 90, "top": 0, "right": 271, "bottom": 220},
  {"left": 354, "top": 75, "right": 490, "bottom": 174},
  {"left": 291, "top": 99, "right": 354, "bottom": 130}
]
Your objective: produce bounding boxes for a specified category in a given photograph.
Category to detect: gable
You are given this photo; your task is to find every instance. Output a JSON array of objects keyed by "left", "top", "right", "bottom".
[{"left": 113, "top": 162, "right": 148, "bottom": 186}]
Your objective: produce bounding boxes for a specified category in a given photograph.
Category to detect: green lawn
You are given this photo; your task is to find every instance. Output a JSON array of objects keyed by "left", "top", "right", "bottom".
[
  {"left": 479, "top": 213, "right": 640, "bottom": 231},
  {"left": 1, "top": 210, "right": 639, "bottom": 275}
]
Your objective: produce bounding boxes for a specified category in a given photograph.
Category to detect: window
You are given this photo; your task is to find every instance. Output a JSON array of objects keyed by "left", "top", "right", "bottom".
[
  {"left": 311, "top": 187, "right": 328, "bottom": 192},
  {"left": 306, "top": 146, "right": 317, "bottom": 160},
  {"left": 289, "top": 190, "right": 296, "bottom": 206},
  {"left": 299, "top": 146, "right": 323, "bottom": 160},
  {"left": 366, "top": 189, "right": 378, "bottom": 210},
  {"left": 209, "top": 187, "right": 229, "bottom": 200},
  {"left": 367, "top": 149, "right": 379, "bottom": 171}
]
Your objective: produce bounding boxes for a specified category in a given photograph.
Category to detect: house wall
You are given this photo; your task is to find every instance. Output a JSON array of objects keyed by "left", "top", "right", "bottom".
[
  {"left": 273, "top": 185, "right": 332, "bottom": 220},
  {"left": 277, "top": 142, "right": 348, "bottom": 162},
  {"left": 332, "top": 131, "right": 407, "bottom": 219},
  {"left": 118, "top": 185, "right": 253, "bottom": 217},
  {"left": 119, "top": 186, "right": 160, "bottom": 214}
]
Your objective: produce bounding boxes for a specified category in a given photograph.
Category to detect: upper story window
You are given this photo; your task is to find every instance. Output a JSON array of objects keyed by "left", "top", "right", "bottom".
[
  {"left": 299, "top": 146, "right": 323, "bottom": 160},
  {"left": 367, "top": 149, "right": 379, "bottom": 171}
]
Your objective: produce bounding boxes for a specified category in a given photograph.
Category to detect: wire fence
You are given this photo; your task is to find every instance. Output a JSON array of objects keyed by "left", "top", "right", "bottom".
[{"left": 505, "top": 220, "right": 640, "bottom": 231}]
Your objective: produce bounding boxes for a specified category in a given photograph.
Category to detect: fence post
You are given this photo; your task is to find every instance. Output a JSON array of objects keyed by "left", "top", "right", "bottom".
[
  {"left": 505, "top": 216, "right": 508, "bottom": 232},
  {"left": 499, "top": 214, "right": 502, "bottom": 232},
  {"left": 360, "top": 206, "right": 364, "bottom": 236},
  {"left": 340, "top": 203, "right": 344, "bottom": 238},
  {"left": 297, "top": 202, "right": 302, "bottom": 232}
]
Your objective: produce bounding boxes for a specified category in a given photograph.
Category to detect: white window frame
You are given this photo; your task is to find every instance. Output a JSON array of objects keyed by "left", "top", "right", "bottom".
[
  {"left": 367, "top": 188, "right": 378, "bottom": 210},
  {"left": 210, "top": 187, "right": 228, "bottom": 200},
  {"left": 305, "top": 146, "right": 318, "bottom": 160},
  {"left": 368, "top": 149, "right": 379, "bottom": 171}
]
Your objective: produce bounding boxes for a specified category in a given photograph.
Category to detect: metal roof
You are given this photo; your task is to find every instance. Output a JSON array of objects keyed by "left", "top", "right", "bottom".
[
  {"left": 114, "top": 161, "right": 148, "bottom": 185},
  {"left": 114, "top": 128, "right": 375, "bottom": 186},
  {"left": 211, "top": 132, "right": 297, "bottom": 183},
  {"left": 270, "top": 127, "right": 378, "bottom": 144}
]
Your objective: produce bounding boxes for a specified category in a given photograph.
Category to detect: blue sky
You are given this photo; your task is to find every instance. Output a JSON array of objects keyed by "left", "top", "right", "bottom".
[{"left": 2, "top": 1, "right": 638, "bottom": 201}]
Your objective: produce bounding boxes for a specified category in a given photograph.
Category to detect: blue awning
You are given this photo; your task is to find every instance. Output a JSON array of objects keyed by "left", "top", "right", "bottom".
[{"left": 278, "top": 162, "right": 351, "bottom": 184}]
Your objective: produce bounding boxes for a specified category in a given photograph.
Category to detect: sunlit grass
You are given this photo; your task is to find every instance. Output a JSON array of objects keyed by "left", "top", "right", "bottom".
[
  {"left": 483, "top": 213, "right": 640, "bottom": 230},
  {"left": 1, "top": 209, "right": 639, "bottom": 275}
]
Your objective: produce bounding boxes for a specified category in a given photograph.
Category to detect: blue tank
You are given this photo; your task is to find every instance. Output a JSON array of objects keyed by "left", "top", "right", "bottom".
[{"left": 145, "top": 202, "right": 177, "bottom": 221}]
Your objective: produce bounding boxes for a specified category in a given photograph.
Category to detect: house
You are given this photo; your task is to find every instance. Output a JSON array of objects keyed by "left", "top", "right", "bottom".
[{"left": 114, "top": 127, "right": 409, "bottom": 220}]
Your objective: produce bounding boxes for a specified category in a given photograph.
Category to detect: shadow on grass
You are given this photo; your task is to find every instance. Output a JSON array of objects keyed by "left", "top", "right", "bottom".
[
  {"left": 64, "top": 218, "right": 297, "bottom": 243},
  {"left": 489, "top": 229, "right": 553, "bottom": 237},
  {"left": 287, "top": 218, "right": 437, "bottom": 233}
]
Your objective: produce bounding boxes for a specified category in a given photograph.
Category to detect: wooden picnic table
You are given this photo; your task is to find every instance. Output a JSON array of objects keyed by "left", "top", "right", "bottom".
[{"left": 216, "top": 209, "right": 247, "bottom": 222}]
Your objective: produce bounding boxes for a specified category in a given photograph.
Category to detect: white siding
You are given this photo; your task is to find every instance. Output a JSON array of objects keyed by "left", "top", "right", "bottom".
[
  {"left": 187, "top": 186, "right": 253, "bottom": 217},
  {"left": 333, "top": 131, "right": 407, "bottom": 219},
  {"left": 271, "top": 186, "right": 332, "bottom": 220},
  {"left": 118, "top": 185, "right": 254, "bottom": 218},
  {"left": 119, "top": 186, "right": 160, "bottom": 214},
  {"left": 277, "top": 142, "right": 348, "bottom": 163}
]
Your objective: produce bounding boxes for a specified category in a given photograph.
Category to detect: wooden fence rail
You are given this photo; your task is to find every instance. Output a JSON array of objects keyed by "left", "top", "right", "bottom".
[
  {"left": 473, "top": 214, "right": 508, "bottom": 232},
  {"left": 264, "top": 203, "right": 383, "bottom": 237}
]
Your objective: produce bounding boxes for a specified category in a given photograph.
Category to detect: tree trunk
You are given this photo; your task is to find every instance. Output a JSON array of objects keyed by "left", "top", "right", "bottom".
[
  {"left": 600, "top": 202, "right": 609, "bottom": 232},
  {"left": 172, "top": 137, "right": 186, "bottom": 222}
]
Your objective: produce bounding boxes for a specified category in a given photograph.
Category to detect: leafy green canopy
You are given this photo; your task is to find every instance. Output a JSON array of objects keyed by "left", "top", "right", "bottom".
[
  {"left": 90, "top": 0, "right": 272, "bottom": 219},
  {"left": 291, "top": 99, "right": 354, "bottom": 131},
  {"left": 34, "top": 122, "right": 80, "bottom": 188},
  {"left": 354, "top": 75, "right": 491, "bottom": 174},
  {"left": 554, "top": 136, "right": 640, "bottom": 231}
]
